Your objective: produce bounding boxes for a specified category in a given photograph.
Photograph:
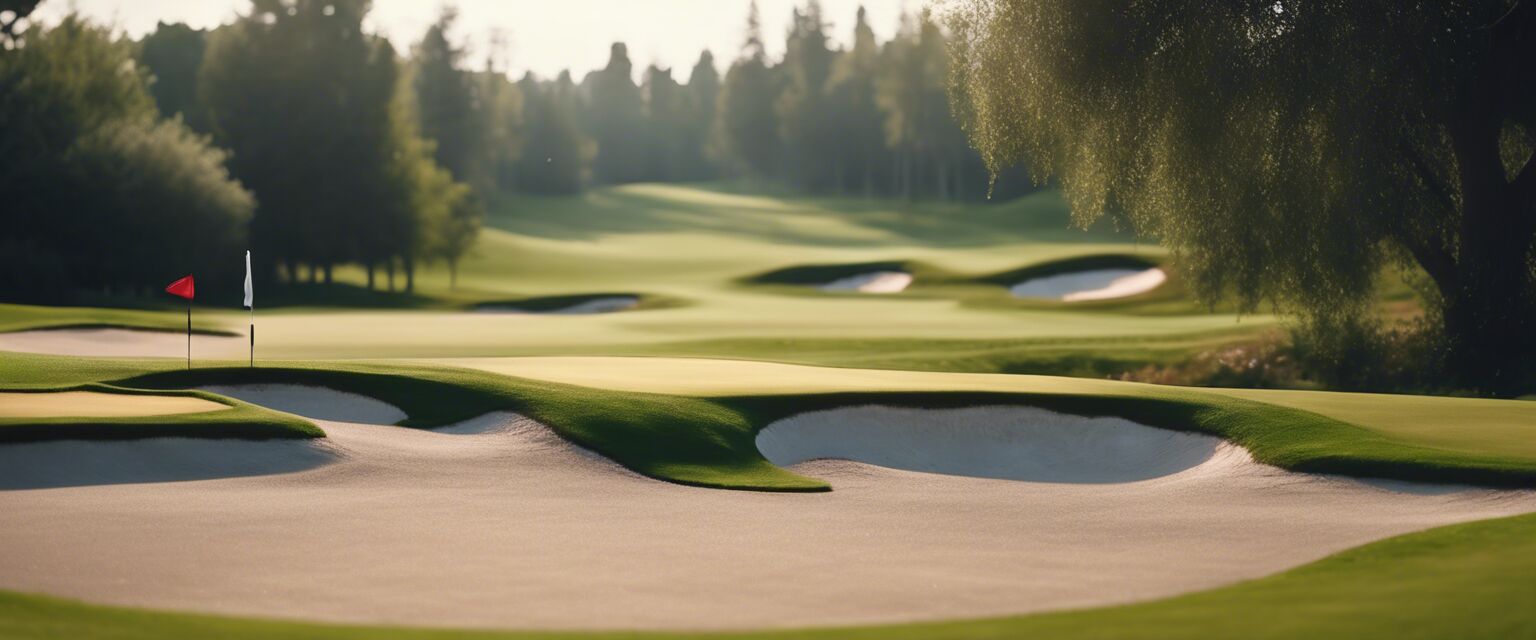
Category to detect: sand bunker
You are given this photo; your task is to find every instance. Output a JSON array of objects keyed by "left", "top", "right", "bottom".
[
  {"left": 0, "top": 437, "right": 336, "bottom": 490},
  {"left": 199, "top": 384, "right": 406, "bottom": 424},
  {"left": 819, "top": 271, "right": 913, "bottom": 293},
  {"left": 1011, "top": 267, "right": 1167, "bottom": 301},
  {"left": 3, "top": 398, "right": 1535, "bottom": 631},
  {"left": 0, "top": 391, "right": 227, "bottom": 419},
  {"left": 477, "top": 296, "right": 639, "bottom": 315},
  {"left": 0, "top": 328, "right": 246, "bottom": 358},
  {"left": 757, "top": 406, "right": 1219, "bottom": 483}
]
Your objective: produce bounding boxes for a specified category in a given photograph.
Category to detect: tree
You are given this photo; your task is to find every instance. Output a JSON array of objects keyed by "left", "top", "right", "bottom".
[
  {"left": 950, "top": 0, "right": 1536, "bottom": 393},
  {"left": 827, "top": 6, "right": 888, "bottom": 196},
  {"left": 584, "top": 42, "right": 646, "bottom": 184},
  {"left": 0, "top": 15, "right": 250, "bottom": 302},
  {"left": 641, "top": 64, "right": 686, "bottom": 181},
  {"left": 413, "top": 7, "right": 477, "bottom": 182},
  {"left": 138, "top": 22, "right": 208, "bottom": 129},
  {"left": 776, "top": 1, "right": 837, "bottom": 190},
  {"left": 201, "top": 0, "right": 405, "bottom": 286},
  {"left": 681, "top": 50, "right": 721, "bottom": 180},
  {"left": 515, "top": 72, "right": 592, "bottom": 194},
  {"left": 717, "top": 0, "right": 782, "bottom": 178}
]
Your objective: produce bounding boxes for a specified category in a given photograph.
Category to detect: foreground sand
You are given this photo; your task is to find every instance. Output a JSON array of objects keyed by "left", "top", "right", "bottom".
[{"left": 2, "top": 386, "right": 1534, "bottom": 631}]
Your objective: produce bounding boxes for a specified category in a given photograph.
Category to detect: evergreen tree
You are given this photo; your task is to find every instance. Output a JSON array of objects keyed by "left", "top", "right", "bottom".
[
  {"left": 585, "top": 43, "right": 646, "bottom": 184},
  {"left": 775, "top": 1, "right": 836, "bottom": 190},
  {"left": 413, "top": 7, "right": 478, "bottom": 183},
  {"left": 827, "top": 6, "right": 888, "bottom": 196},
  {"left": 681, "top": 50, "right": 720, "bottom": 180},
  {"left": 515, "top": 72, "right": 592, "bottom": 194},
  {"left": 642, "top": 64, "right": 686, "bottom": 181},
  {"left": 716, "top": 0, "right": 782, "bottom": 178}
]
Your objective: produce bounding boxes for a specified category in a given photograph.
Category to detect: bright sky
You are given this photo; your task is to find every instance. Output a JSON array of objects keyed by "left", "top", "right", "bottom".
[{"left": 32, "top": 0, "right": 923, "bottom": 80}]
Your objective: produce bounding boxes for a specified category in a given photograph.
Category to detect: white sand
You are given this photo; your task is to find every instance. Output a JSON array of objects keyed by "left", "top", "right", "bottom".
[
  {"left": 1012, "top": 267, "right": 1167, "bottom": 301},
  {"left": 2, "top": 394, "right": 1534, "bottom": 631},
  {"left": 757, "top": 406, "right": 1221, "bottom": 483},
  {"left": 820, "top": 271, "right": 913, "bottom": 293},
  {"left": 0, "top": 391, "right": 227, "bottom": 418},
  {"left": 477, "top": 296, "right": 640, "bottom": 315},
  {"left": 0, "top": 328, "right": 247, "bottom": 359}
]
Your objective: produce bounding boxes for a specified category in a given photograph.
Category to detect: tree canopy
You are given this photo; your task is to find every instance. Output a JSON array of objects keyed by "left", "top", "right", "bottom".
[{"left": 950, "top": 0, "right": 1536, "bottom": 393}]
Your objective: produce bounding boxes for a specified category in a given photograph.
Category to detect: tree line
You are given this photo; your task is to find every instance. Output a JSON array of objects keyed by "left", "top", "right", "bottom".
[
  {"left": 139, "top": 0, "right": 1030, "bottom": 201},
  {"left": 1, "top": 0, "right": 1028, "bottom": 304}
]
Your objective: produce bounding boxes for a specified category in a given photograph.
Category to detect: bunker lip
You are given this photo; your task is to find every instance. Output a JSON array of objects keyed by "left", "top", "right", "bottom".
[
  {"left": 473, "top": 293, "right": 642, "bottom": 315},
  {"left": 746, "top": 261, "right": 917, "bottom": 294},
  {"left": 981, "top": 254, "right": 1167, "bottom": 302},
  {"left": 756, "top": 405, "right": 1223, "bottom": 484},
  {"left": 199, "top": 384, "right": 408, "bottom": 425}
]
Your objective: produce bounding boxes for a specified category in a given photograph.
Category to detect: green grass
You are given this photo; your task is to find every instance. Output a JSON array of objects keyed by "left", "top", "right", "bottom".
[
  {"left": 2, "top": 509, "right": 1532, "bottom": 639},
  {"left": 0, "top": 185, "right": 1282, "bottom": 377},
  {"left": 0, "top": 302, "right": 236, "bottom": 335},
  {"left": 0, "top": 383, "right": 320, "bottom": 442}
]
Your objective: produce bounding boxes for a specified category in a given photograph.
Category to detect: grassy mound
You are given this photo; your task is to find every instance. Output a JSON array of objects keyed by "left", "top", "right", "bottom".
[
  {"left": 0, "top": 384, "right": 321, "bottom": 443},
  {"left": 976, "top": 253, "right": 1163, "bottom": 286}
]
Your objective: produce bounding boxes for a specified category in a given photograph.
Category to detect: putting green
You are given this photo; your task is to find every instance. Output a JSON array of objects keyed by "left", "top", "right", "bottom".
[{"left": 0, "top": 391, "right": 228, "bottom": 418}]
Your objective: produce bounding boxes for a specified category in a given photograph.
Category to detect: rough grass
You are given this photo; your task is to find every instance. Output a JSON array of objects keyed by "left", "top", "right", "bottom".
[{"left": 1, "top": 510, "right": 1532, "bottom": 639}]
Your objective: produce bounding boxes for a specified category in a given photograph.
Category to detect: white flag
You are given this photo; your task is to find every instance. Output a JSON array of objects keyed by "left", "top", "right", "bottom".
[{"left": 243, "top": 251, "right": 254, "bottom": 309}]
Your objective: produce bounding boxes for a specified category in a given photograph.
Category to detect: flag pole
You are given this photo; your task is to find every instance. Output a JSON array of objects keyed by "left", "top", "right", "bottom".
[
  {"left": 186, "top": 298, "right": 192, "bottom": 370},
  {"left": 249, "top": 305, "right": 255, "bottom": 367}
]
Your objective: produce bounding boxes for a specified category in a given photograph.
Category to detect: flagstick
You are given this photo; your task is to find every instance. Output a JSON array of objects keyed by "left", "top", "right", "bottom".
[
  {"left": 249, "top": 305, "right": 255, "bottom": 368},
  {"left": 185, "top": 299, "right": 192, "bottom": 370}
]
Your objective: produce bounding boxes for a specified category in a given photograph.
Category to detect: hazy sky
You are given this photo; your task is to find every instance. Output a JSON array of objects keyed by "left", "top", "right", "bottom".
[{"left": 32, "top": 0, "right": 923, "bottom": 80}]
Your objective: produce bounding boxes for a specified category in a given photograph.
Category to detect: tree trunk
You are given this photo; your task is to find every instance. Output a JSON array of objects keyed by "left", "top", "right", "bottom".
[
  {"left": 405, "top": 258, "right": 415, "bottom": 294},
  {"left": 323, "top": 264, "right": 333, "bottom": 286},
  {"left": 366, "top": 264, "right": 376, "bottom": 291},
  {"left": 1438, "top": 105, "right": 1536, "bottom": 395},
  {"left": 386, "top": 260, "right": 396, "bottom": 293}
]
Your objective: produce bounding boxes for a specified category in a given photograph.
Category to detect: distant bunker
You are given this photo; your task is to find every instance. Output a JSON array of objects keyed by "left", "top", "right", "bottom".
[
  {"left": 475, "top": 294, "right": 641, "bottom": 315},
  {"left": 749, "top": 262, "right": 914, "bottom": 294},
  {"left": 1002, "top": 255, "right": 1166, "bottom": 302}
]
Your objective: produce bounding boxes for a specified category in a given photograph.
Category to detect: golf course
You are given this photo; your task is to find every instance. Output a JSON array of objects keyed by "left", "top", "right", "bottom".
[
  {"left": 4, "top": 0, "right": 1535, "bottom": 638},
  {"left": 4, "top": 182, "right": 1536, "bottom": 638}
]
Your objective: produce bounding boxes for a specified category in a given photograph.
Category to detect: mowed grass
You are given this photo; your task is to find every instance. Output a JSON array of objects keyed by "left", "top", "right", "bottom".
[{"left": 0, "top": 185, "right": 1276, "bottom": 370}]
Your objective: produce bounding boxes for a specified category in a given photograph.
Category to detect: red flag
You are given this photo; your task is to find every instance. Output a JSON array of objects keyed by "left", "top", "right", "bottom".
[{"left": 165, "top": 275, "right": 195, "bottom": 300}]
